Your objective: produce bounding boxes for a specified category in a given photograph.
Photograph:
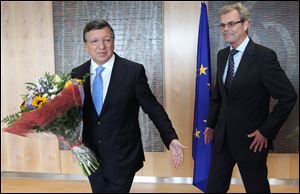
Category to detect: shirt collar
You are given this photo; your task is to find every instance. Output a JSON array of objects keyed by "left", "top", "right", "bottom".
[
  {"left": 231, "top": 36, "right": 250, "bottom": 53},
  {"left": 90, "top": 54, "right": 115, "bottom": 73}
]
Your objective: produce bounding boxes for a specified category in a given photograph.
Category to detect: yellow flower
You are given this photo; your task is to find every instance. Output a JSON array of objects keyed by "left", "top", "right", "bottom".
[
  {"left": 64, "top": 81, "right": 73, "bottom": 88},
  {"left": 64, "top": 79, "right": 83, "bottom": 88},
  {"left": 75, "top": 79, "right": 83, "bottom": 85},
  {"left": 32, "top": 95, "right": 48, "bottom": 108}
]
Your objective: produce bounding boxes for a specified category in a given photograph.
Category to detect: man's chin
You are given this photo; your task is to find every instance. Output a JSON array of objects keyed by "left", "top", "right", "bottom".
[
  {"left": 225, "top": 39, "right": 235, "bottom": 44},
  {"left": 94, "top": 57, "right": 108, "bottom": 65},
  {"left": 223, "top": 35, "right": 233, "bottom": 42}
]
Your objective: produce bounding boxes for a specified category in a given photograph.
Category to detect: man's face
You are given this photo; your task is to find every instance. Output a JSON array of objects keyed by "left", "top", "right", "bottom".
[
  {"left": 220, "top": 10, "right": 249, "bottom": 47},
  {"left": 84, "top": 27, "right": 115, "bottom": 65}
]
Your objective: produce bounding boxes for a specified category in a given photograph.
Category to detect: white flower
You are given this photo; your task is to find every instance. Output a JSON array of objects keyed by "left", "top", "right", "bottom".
[
  {"left": 43, "top": 93, "right": 49, "bottom": 98},
  {"left": 49, "top": 87, "right": 58, "bottom": 93},
  {"left": 54, "top": 74, "right": 62, "bottom": 84}
]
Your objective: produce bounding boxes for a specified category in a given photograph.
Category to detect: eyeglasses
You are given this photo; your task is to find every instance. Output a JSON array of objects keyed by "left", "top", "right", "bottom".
[
  {"left": 86, "top": 37, "right": 114, "bottom": 46},
  {"left": 219, "top": 20, "right": 243, "bottom": 29}
]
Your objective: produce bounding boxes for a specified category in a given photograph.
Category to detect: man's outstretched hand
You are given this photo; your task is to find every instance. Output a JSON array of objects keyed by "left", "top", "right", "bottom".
[{"left": 169, "top": 139, "right": 188, "bottom": 168}]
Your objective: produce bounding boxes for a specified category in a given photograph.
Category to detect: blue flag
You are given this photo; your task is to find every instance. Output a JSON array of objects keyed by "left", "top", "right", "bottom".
[{"left": 192, "top": 2, "right": 212, "bottom": 192}]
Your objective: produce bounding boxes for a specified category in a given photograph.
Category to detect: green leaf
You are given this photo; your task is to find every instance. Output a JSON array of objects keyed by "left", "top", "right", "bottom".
[{"left": 1, "top": 113, "right": 21, "bottom": 126}]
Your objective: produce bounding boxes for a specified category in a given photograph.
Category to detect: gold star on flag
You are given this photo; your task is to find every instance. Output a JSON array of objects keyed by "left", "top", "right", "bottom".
[
  {"left": 199, "top": 64, "right": 208, "bottom": 75},
  {"left": 194, "top": 129, "right": 200, "bottom": 138}
]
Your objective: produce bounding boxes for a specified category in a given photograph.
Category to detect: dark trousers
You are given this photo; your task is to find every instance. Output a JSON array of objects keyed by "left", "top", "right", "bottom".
[
  {"left": 206, "top": 134, "right": 270, "bottom": 193},
  {"left": 88, "top": 168, "right": 135, "bottom": 193}
]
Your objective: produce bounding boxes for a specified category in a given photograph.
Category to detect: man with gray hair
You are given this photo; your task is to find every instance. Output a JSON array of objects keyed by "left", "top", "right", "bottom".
[{"left": 203, "top": 3, "right": 297, "bottom": 193}]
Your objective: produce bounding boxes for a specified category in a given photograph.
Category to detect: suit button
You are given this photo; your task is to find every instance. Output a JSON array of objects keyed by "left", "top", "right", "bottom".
[
  {"left": 97, "top": 121, "right": 101, "bottom": 125},
  {"left": 98, "top": 140, "right": 102, "bottom": 144}
]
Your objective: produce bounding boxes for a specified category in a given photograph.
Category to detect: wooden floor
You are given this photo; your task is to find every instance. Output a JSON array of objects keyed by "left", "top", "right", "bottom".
[{"left": 1, "top": 178, "right": 299, "bottom": 193}]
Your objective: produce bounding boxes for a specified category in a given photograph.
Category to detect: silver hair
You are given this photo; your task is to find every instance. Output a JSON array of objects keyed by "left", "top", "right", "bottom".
[{"left": 219, "top": 2, "right": 251, "bottom": 22}]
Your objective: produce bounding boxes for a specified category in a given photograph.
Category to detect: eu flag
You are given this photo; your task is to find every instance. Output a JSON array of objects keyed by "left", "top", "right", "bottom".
[{"left": 192, "top": 2, "right": 212, "bottom": 192}]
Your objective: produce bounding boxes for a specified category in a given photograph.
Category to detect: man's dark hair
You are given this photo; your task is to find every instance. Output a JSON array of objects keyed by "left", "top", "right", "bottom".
[{"left": 83, "top": 19, "right": 115, "bottom": 42}]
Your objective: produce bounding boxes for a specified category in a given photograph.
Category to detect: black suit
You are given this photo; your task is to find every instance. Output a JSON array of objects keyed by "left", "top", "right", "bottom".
[
  {"left": 206, "top": 39, "right": 297, "bottom": 193},
  {"left": 71, "top": 53, "right": 178, "bottom": 192}
]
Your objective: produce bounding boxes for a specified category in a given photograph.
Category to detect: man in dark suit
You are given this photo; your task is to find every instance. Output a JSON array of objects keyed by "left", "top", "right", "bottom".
[
  {"left": 203, "top": 3, "right": 297, "bottom": 193},
  {"left": 71, "top": 19, "right": 187, "bottom": 193}
]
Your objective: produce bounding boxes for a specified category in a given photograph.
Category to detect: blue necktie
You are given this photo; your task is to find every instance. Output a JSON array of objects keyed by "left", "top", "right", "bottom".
[
  {"left": 92, "top": 66, "right": 105, "bottom": 115},
  {"left": 224, "top": 49, "right": 239, "bottom": 93}
]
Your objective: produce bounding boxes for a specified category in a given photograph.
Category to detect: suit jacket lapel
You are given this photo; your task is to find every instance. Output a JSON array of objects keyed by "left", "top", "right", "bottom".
[
  {"left": 229, "top": 40, "right": 255, "bottom": 97},
  {"left": 100, "top": 54, "right": 126, "bottom": 117}
]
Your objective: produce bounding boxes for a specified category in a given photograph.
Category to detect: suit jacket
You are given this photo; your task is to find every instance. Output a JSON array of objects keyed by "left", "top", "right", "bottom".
[
  {"left": 207, "top": 39, "right": 297, "bottom": 154},
  {"left": 71, "top": 53, "right": 178, "bottom": 177}
]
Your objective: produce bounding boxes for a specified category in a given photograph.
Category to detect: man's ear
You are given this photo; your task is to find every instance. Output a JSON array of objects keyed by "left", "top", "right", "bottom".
[
  {"left": 244, "top": 20, "right": 250, "bottom": 32},
  {"left": 84, "top": 43, "right": 88, "bottom": 52}
]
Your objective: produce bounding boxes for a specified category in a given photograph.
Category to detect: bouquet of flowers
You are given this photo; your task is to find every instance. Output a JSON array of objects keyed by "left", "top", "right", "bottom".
[{"left": 2, "top": 72, "right": 99, "bottom": 176}]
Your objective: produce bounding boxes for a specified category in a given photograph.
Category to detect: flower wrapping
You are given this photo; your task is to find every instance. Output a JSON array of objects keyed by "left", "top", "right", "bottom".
[
  {"left": 70, "top": 143, "right": 100, "bottom": 176},
  {"left": 2, "top": 73, "right": 99, "bottom": 176},
  {"left": 3, "top": 84, "right": 82, "bottom": 136}
]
